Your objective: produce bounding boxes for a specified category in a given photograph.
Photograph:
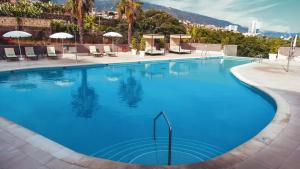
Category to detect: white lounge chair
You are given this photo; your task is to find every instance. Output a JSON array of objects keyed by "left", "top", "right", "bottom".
[
  {"left": 25, "top": 47, "right": 38, "bottom": 60},
  {"left": 4, "top": 48, "right": 19, "bottom": 61},
  {"left": 89, "top": 46, "right": 103, "bottom": 57},
  {"left": 104, "top": 46, "right": 117, "bottom": 57},
  {"left": 145, "top": 47, "right": 165, "bottom": 55},
  {"left": 169, "top": 46, "right": 191, "bottom": 54},
  {"left": 68, "top": 47, "right": 77, "bottom": 54},
  {"left": 47, "top": 46, "right": 58, "bottom": 59}
]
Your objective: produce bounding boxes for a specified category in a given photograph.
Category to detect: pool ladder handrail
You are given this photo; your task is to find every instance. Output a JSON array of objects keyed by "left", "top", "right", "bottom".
[{"left": 153, "top": 111, "right": 172, "bottom": 165}]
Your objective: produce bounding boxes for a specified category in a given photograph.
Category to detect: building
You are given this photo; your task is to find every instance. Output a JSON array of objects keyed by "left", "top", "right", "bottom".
[
  {"left": 248, "top": 21, "right": 257, "bottom": 36},
  {"left": 92, "top": 10, "right": 120, "bottom": 20},
  {"left": 179, "top": 20, "right": 229, "bottom": 31},
  {"left": 225, "top": 25, "right": 239, "bottom": 32}
]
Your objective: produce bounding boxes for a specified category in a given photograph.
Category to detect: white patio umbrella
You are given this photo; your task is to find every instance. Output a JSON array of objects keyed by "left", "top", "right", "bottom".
[
  {"left": 49, "top": 32, "right": 74, "bottom": 56},
  {"left": 103, "top": 32, "right": 123, "bottom": 38},
  {"left": 103, "top": 32, "right": 123, "bottom": 53},
  {"left": 3, "top": 31, "right": 32, "bottom": 59}
]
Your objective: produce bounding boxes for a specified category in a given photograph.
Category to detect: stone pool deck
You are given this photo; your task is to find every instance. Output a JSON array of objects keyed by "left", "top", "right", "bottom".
[{"left": 0, "top": 55, "right": 300, "bottom": 169}]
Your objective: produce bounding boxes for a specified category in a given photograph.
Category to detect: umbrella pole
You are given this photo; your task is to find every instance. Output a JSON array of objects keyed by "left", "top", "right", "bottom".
[
  {"left": 62, "top": 39, "right": 64, "bottom": 57},
  {"left": 75, "top": 31, "right": 78, "bottom": 63},
  {"left": 287, "top": 39, "right": 294, "bottom": 72},
  {"left": 111, "top": 37, "right": 113, "bottom": 51},
  {"left": 18, "top": 38, "right": 23, "bottom": 60}
]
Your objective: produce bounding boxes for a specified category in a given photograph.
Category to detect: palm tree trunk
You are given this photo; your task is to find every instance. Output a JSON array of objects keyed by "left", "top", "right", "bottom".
[
  {"left": 78, "top": 15, "right": 84, "bottom": 44},
  {"left": 128, "top": 22, "right": 132, "bottom": 45}
]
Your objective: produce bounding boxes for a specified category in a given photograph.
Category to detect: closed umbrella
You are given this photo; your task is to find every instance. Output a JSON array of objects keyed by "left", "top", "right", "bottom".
[
  {"left": 49, "top": 32, "right": 74, "bottom": 56},
  {"left": 3, "top": 31, "right": 32, "bottom": 60},
  {"left": 293, "top": 35, "right": 298, "bottom": 49},
  {"left": 103, "top": 32, "right": 123, "bottom": 53},
  {"left": 287, "top": 35, "right": 298, "bottom": 72}
]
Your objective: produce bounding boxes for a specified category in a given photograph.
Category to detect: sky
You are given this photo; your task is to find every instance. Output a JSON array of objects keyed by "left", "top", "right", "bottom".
[{"left": 141, "top": 0, "right": 300, "bottom": 33}]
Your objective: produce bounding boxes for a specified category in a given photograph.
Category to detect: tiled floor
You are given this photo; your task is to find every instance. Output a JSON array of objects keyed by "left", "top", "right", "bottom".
[
  {"left": 232, "top": 60, "right": 300, "bottom": 169},
  {"left": 0, "top": 55, "right": 300, "bottom": 169}
]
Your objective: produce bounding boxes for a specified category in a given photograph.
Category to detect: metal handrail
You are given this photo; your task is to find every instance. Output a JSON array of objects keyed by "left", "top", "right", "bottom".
[{"left": 153, "top": 111, "right": 172, "bottom": 165}]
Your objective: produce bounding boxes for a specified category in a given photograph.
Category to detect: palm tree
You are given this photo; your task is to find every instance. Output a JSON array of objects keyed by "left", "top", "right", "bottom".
[
  {"left": 66, "top": 0, "right": 94, "bottom": 44},
  {"left": 116, "top": 0, "right": 142, "bottom": 44}
]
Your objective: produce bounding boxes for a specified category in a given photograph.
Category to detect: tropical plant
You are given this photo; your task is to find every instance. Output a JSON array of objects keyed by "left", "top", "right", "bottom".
[
  {"left": 66, "top": 0, "right": 94, "bottom": 43},
  {"left": 131, "top": 36, "right": 137, "bottom": 49},
  {"left": 116, "top": 0, "right": 142, "bottom": 44},
  {"left": 267, "top": 38, "right": 285, "bottom": 54},
  {"left": 84, "top": 15, "right": 98, "bottom": 33},
  {"left": 51, "top": 19, "right": 78, "bottom": 33},
  {"left": 139, "top": 37, "right": 145, "bottom": 51}
]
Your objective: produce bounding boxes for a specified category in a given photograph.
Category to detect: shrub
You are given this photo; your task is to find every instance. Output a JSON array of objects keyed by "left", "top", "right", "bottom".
[
  {"left": 139, "top": 37, "right": 146, "bottom": 51},
  {"left": 131, "top": 37, "right": 137, "bottom": 50}
]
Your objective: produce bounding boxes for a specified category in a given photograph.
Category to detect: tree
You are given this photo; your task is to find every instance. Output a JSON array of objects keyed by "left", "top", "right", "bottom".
[
  {"left": 136, "top": 9, "right": 186, "bottom": 42},
  {"left": 116, "top": 0, "right": 142, "bottom": 44},
  {"left": 66, "top": 0, "right": 94, "bottom": 43},
  {"left": 84, "top": 15, "right": 97, "bottom": 33}
]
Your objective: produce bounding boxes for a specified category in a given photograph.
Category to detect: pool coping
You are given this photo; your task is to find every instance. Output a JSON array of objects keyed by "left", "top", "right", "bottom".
[{"left": 0, "top": 58, "right": 291, "bottom": 169}]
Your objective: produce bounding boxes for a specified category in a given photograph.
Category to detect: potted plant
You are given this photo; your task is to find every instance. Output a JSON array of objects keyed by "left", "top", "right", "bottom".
[
  {"left": 131, "top": 37, "right": 137, "bottom": 55},
  {"left": 139, "top": 37, "right": 146, "bottom": 58}
]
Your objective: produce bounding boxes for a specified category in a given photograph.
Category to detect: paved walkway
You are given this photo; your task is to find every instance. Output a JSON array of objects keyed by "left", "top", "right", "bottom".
[
  {"left": 0, "top": 56, "right": 300, "bottom": 169},
  {"left": 231, "top": 60, "right": 300, "bottom": 169},
  {"left": 0, "top": 52, "right": 222, "bottom": 72}
]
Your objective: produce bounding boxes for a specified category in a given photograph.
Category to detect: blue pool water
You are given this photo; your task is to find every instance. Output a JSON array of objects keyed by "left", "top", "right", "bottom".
[{"left": 0, "top": 58, "right": 276, "bottom": 165}]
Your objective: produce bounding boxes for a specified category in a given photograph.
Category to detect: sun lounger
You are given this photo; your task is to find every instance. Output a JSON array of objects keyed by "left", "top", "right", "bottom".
[
  {"left": 25, "top": 47, "right": 38, "bottom": 60},
  {"left": 104, "top": 46, "right": 117, "bottom": 57},
  {"left": 68, "top": 47, "right": 77, "bottom": 54},
  {"left": 145, "top": 47, "right": 165, "bottom": 55},
  {"left": 47, "top": 46, "right": 58, "bottom": 59},
  {"left": 89, "top": 46, "right": 103, "bottom": 57},
  {"left": 169, "top": 46, "right": 191, "bottom": 54},
  {"left": 4, "top": 48, "right": 19, "bottom": 61}
]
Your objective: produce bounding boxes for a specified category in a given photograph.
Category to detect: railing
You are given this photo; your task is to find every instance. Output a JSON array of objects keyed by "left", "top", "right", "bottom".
[
  {"left": 153, "top": 111, "right": 172, "bottom": 165},
  {"left": 252, "top": 54, "right": 263, "bottom": 63}
]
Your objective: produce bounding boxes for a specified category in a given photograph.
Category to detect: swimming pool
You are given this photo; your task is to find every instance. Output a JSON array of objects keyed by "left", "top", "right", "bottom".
[{"left": 0, "top": 58, "right": 276, "bottom": 165}]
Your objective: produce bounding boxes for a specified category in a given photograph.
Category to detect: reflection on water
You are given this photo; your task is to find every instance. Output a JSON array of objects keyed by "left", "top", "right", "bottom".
[
  {"left": 118, "top": 68, "right": 143, "bottom": 107},
  {"left": 40, "top": 69, "right": 65, "bottom": 81},
  {"left": 54, "top": 80, "right": 74, "bottom": 87},
  {"left": 0, "top": 73, "right": 28, "bottom": 83},
  {"left": 169, "top": 61, "right": 198, "bottom": 76},
  {"left": 71, "top": 69, "right": 99, "bottom": 118},
  {"left": 143, "top": 63, "right": 167, "bottom": 78},
  {"left": 105, "top": 66, "right": 123, "bottom": 82},
  {"left": 10, "top": 83, "right": 37, "bottom": 92}
]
